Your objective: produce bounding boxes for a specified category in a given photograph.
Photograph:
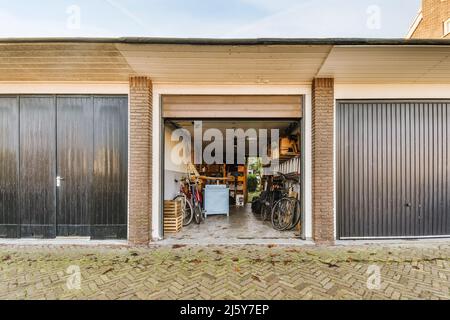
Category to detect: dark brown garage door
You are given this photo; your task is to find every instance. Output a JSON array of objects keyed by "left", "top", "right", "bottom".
[
  {"left": 337, "top": 100, "right": 450, "bottom": 239},
  {"left": 0, "top": 95, "right": 128, "bottom": 239}
]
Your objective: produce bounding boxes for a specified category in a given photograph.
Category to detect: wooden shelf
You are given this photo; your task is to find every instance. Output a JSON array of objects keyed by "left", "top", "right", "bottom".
[
  {"left": 278, "top": 153, "right": 300, "bottom": 163},
  {"left": 262, "top": 153, "right": 300, "bottom": 168},
  {"left": 196, "top": 164, "right": 249, "bottom": 204}
]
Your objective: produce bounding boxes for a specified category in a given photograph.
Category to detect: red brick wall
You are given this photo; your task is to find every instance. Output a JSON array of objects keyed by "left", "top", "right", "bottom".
[
  {"left": 129, "top": 76, "right": 152, "bottom": 245},
  {"left": 411, "top": 0, "right": 449, "bottom": 39},
  {"left": 311, "top": 78, "right": 335, "bottom": 244}
]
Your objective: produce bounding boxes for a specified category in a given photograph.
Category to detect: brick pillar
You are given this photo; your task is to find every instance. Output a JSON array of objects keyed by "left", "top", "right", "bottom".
[
  {"left": 129, "top": 76, "right": 152, "bottom": 245},
  {"left": 311, "top": 78, "right": 335, "bottom": 245}
]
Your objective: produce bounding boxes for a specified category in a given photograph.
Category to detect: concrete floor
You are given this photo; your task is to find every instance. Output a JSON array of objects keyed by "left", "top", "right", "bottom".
[{"left": 162, "top": 204, "right": 308, "bottom": 245}]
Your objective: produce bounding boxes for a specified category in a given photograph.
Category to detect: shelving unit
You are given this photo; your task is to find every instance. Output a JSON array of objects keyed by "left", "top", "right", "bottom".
[
  {"left": 227, "top": 164, "right": 247, "bottom": 205},
  {"left": 273, "top": 156, "right": 301, "bottom": 175},
  {"left": 195, "top": 163, "right": 248, "bottom": 205},
  {"left": 196, "top": 164, "right": 225, "bottom": 181}
]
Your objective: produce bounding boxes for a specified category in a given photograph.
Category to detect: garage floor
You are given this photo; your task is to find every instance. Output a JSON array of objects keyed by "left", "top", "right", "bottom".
[{"left": 162, "top": 204, "right": 304, "bottom": 245}]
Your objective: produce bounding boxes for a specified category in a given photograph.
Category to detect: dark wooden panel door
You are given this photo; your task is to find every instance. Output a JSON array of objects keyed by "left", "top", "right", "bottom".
[
  {"left": 337, "top": 101, "right": 450, "bottom": 239},
  {"left": 91, "top": 96, "right": 128, "bottom": 239},
  {"left": 56, "top": 96, "right": 94, "bottom": 237},
  {"left": 19, "top": 96, "right": 56, "bottom": 238},
  {"left": 0, "top": 97, "right": 19, "bottom": 238}
]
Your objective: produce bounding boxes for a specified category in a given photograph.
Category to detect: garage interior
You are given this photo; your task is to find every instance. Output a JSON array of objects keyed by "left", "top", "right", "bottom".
[{"left": 162, "top": 95, "right": 304, "bottom": 243}]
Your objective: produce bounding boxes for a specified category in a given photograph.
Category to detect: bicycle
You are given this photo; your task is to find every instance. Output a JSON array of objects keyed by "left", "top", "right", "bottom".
[
  {"left": 173, "top": 177, "right": 194, "bottom": 226},
  {"left": 190, "top": 177, "right": 205, "bottom": 224},
  {"left": 258, "top": 177, "right": 284, "bottom": 221},
  {"left": 271, "top": 172, "right": 302, "bottom": 231},
  {"left": 173, "top": 176, "right": 205, "bottom": 225}
]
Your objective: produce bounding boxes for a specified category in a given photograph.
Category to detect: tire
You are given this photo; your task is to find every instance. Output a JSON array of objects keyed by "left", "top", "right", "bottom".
[
  {"left": 272, "top": 198, "right": 296, "bottom": 231},
  {"left": 174, "top": 195, "right": 194, "bottom": 227},
  {"left": 251, "top": 197, "right": 260, "bottom": 214},
  {"left": 261, "top": 203, "right": 271, "bottom": 221},
  {"left": 270, "top": 199, "right": 280, "bottom": 229},
  {"left": 271, "top": 200, "right": 283, "bottom": 231},
  {"left": 288, "top": 200, "right": 302, "bottom": 231},
  {"left": 194, "top": 205, "right": 202, "bottom": 225},
  {"left": 252, "top": 197, "right": 263, "bottom": 216}
]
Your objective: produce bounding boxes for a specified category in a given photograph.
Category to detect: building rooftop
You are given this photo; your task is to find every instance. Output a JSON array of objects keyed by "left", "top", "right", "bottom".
[
  {"left": 0, "top": 37, "right": 449, "bottom": 84},
  {"left": 0, "top": 37, "right": 450, "bottom": 45}
]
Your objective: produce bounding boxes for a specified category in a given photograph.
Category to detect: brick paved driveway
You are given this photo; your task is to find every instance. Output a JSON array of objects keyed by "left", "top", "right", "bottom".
[{"left": 0, "top": 243, "right": 449, "bottom": 300}]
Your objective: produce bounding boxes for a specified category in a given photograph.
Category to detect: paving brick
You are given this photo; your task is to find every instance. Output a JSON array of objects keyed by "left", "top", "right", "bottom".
[{"left": 0, "top": 244, "right": 449, "bottom": 300}]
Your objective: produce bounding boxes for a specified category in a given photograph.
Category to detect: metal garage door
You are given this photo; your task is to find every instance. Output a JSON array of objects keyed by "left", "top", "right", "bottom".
[
  {"left": 337, "top": 100, "right": 450, "bottom": 239},
  {"left": 162, "top": 95, "right": 302, "bottom": 118},
  {"left": 0, "top": 95, "right": 128, "bottom": 239}
]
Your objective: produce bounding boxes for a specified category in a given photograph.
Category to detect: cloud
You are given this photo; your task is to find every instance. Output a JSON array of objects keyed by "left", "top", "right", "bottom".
[
  {"left": 226, "top": 0, "right": 418, "bottom": 38},
  {"left": 226, "top": 1, "right": 316, "bottom": 37},
  {"left": 239, "top": 0, "right": 307, "bottom": 12},
  {"left": 104, "top": 0, "right": 152, "bottom": 33},
  {"left": 0, "top": 0, "right": 420, "bottom": 38}
]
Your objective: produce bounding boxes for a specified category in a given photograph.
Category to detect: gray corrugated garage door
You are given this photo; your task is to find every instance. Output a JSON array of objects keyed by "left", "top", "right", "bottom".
[{"left": 337, "top": 100, "right": 450, "bottom": 239}]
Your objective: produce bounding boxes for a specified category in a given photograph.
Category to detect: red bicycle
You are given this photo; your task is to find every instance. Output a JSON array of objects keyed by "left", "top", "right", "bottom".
[
  {"left": 173, "top": 177, "right": 204, "bottom": 226},
  {"left": 173, "top": 178, "right": 193, "bottom": 226}
]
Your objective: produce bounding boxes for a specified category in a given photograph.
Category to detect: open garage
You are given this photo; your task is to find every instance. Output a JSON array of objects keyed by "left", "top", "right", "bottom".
[{"left": 161, "top": 95, "right": 304, "bottom": 243}]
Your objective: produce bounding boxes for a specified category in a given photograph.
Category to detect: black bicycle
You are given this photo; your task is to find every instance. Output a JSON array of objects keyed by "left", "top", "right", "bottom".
[
  {"left": 271, "top": 173, "right": 302, "bottom": 231},
  {"left": 253, "top": 176, "right": 285, "bottom": 221}
]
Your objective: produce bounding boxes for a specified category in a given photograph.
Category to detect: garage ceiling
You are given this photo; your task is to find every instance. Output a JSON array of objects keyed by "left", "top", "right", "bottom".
[
  {"left": 162, "top": 95, "right": 302, "bottom": 118},
  {"left": 0, "top": 39, "right": 449, "bottom": 84},
  {"left": 170, "top": 120, "right": 296, "bottom": 133}
]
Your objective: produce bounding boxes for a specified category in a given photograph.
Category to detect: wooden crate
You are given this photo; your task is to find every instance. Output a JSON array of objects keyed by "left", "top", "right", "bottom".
[{"left": 164, "top": 200, "right": 183, "bottom": 234}]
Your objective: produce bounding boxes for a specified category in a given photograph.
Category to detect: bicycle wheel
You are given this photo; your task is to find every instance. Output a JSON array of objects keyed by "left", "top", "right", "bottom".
[
  {"left": 272, "top": 198, "right": 296, "bottom": 231},
  {"left": 288, "top": 200, "right": 302, "bottom": 231},
  {"left": 194, "top": 204, "right": 202, "bottom": 225},
  {"left": 270, "top": 199, "right": 282, "bottom": 229},
  {"left": 251, "top": 197, "right": 261, "bottom": 215},
  {"left": 261, "top": 203, "right": 272, "bottom": 221},
  {"left": 174, "top": 195, "right": 194, "bottom": 227}
]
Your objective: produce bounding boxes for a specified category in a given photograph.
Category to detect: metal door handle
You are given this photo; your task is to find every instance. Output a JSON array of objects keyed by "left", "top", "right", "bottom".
[{"left": 56, "top": 176, "right": 65, "bottom": 187}]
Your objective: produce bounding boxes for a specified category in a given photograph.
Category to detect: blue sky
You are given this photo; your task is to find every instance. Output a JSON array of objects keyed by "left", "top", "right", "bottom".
[{"left": 0, "top": 0, "right": 420, "bottom": 38}]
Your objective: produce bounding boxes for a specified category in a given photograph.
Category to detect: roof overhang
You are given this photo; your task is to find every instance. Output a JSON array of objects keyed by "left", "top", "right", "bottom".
[{"left": 0, "top": 37, "right": 449, "bottom": 84}]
